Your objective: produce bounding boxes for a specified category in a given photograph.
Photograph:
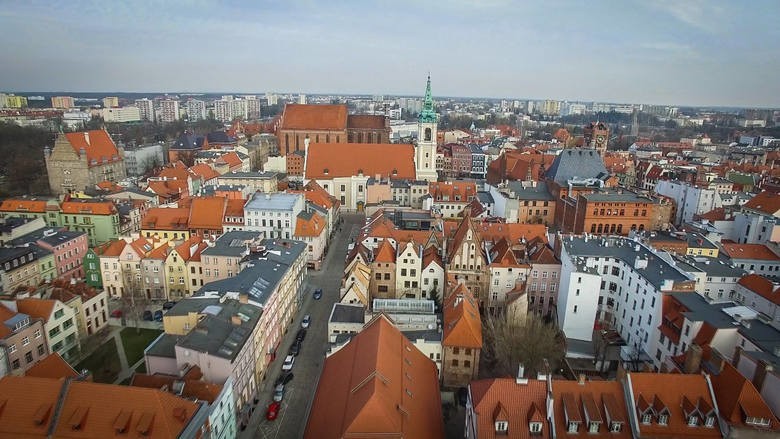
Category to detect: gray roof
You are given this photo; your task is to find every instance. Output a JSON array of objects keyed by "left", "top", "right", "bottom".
[
  {"left": 674, "top": 255, "right": 746, "bottom": 278},
  {"left": 402, "top": 329, "right": 442, "bottom": 343},
  {"left": 738, "top": 319, "right": 780, "bottom": 360},
  {"left": 468, "top": 144, "right": 485, "bottom": 154},
  {"left": 9, "top": 227, "right": 85, "bottom": 247},
  {"left": 244, "top": 192, "right": 302, "bottom": 211},
  {"left": 581, "top": 189, "right": 657, "bottom": 203},
  {"left": 0, "top": 217, "right": 38, "bottom": 234},
  {"left": 669, "top": 293, "right": 737, "bottom": 329},
  {"left": 202, "top": 230, "right": 263, "bottom": 257},
  {"left": 218, "top": 171, "right": 278, "bottom": 180},
  {"left": 0, "top": 246, "right": 38, "bottom": 265},
  {"left": 145, "top": 333, "right": 179, "bottom": 358},
  {"left": 740, "top": 350, "right": 780, "bottom": 371},
  {"left": 476, "top": 191, "right": 494, "bottom": 205},
  {"left": 562, "top": 235, "right": 692, "bottom": 290},
  {"left": 330, "top": 303, "right": 366, "bottom": 324},
  {"left": 177, "top": 301, "right": 261, "bottom": 361},
  {"left": 505, "top": 181, "right": 555, "bottom": 201},
  {"left": 545, "top": 149, "right": 609, "bottom": 185}
]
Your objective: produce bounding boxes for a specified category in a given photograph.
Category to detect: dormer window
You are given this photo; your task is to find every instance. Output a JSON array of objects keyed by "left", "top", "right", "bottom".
[
  {"left": 589, "top": 422, "right": 600, "bottom": 433},
  {"left": 641, "top": 414, "right": 652, "bottom": 424},
  {"left": 567, "top": 422, "right": 579, "bottom": 433},
  {"left": 529, "top": 422, "right": 542, "bottom": 434},
  {"left": 609, "top": 422, "right": 622, "bottom": 433},
  {"left": 688, "top": 416, "right": 699, "bottom": 426},
  {"left": 495, "top": 421, "right": 508, "bottom": 433},
  {"left": 704, "top": 416, "right": 715, "bottom": 428},
  {"left": 658, "top": 414, "right": 668, "bottom": 425}
]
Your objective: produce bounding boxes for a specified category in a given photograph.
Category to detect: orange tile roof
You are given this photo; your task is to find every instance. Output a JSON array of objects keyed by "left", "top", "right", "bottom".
[
  {"left": 551, "top": 379, "right": 631, "bottom": 439},
  {"left": 0, "top": 199, "right": 48, "bottom": 213},
  {"left": 304, "top": 315, "right": 444, "bottom": 439},
  {"left": 447, "top": 216, "right": 482, "bottom": 261},
  {"left": 0, "top": 304, "right": 17, "bottom": 338},
  {"left": 142, "top": 207, "right": 190, "bottom": 231},
  {"left": 147, "top": 179, "right": 188, "bottom": 199},
  {"left": 627, "top": 372, "right": 722, "bottom": 438},
  {"left": 422, "top": 246, "right": 443, "bottom": 269},
  {"left": 25, "top": 353, "right": 79, "bottom": 379},
  {"left": 224, "top": 198, "right": 245, "bottom": 218},
  {"left": 130, "top": 371, "right": 223, "bottom": 404},
  {"left": 157, "top": 161, "right": 193, "bottom": 181},
  {"left": 294, "top": 211, "right": 326, "bottom": 238},
  {"left": 489, "top": 238, "right": 520, "bottom": 268},
  {"left": 16, "top": 298, "right": 57, "bottom": 322},
  {"left": 429, "top": 181, "right": 477, "bottom": 203},
  {"left": 0, "top": 375, "right": 62, "bottom": 437},
  {"left": 280, "top": 103, "right": 348, "bottom": 130},
  {"left": 63, "top": 130, "right": 121, "bottom": 168},
  {"left": 697, "top": 207, "right": 728, "bottom": 221},
  {"left": 95, "top": 239, "right": 127, "bottom": 257},
  {"left": 469, "top": 378, "right": 550, "bottom": 439},
  {"left": 722, "top": 243, "right": 780, "bottom": 261},
  {"left": 710, "top": 362, "right": 780, "bottom": 431},
  {"left": 187, "top": 197, "right": 227, "bottom": 230},
  {"left": 373, "top": 239, "right": 396, "bottom": 264},
  {"left": 60, "top": 200, "right": 117, "bottom": 215},
  {"left": 305, "top": 143, "right": 416, "bottom": 180},
  {"left": 743, "top": 191, "right": 780, "bottom": 216},
  {"left": 347, "top": 114, "right": 387, "bottom": 130},
  {"left": 737, "top": 274, "right": 780, "bottom": 305},
  {"left": 443, "top": 283, "right": 483, "bottom": 348},
  {"left": 189, "top": 163, "right": 220, "bottom": 181},
  {"left": 444, "top": 220, "right": 548, "bottom": 249},
  {"left": 528, "top": 238, "right": 558, "bottom": 265},
  {"left": 216, "top": 151, "right": 242, "bottom": 168}
]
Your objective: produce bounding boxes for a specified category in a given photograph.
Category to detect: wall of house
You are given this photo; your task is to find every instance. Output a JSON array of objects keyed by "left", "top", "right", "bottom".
[{"left": 442, "top": 345, "right": 479, "bottom": 388}]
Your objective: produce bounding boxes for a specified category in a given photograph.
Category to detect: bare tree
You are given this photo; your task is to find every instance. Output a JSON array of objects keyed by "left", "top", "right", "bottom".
[
  {"left": 119, "top": 275, "right": 151, "bottom": 333},
  {"left": 482, "top": 313, "right": 564, "bottom": 378}
]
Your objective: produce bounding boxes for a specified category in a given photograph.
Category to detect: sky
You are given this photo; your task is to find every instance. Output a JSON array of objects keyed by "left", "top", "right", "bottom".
[{"left": 1, "top": 0, "right": 779, "bottom": 107}]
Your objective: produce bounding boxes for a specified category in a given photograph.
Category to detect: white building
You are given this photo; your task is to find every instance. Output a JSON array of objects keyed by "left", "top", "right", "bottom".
[
  {"left": 159, "top": 99, "right": 180, "bottom": 123},
  {"left": 655, "top": 180, "right": 721, "bottom": 226},
  {"left": 421, "top": 247, "right": 444, "bottom": 301},
  {"left": 185, "top": 99, "right": 206, "bottom": 121},
  {"left": 122, "top": 142, "right": 166, "bottom": 176},
  {"left": 100, "top": 106, "right": 141, "bottom": 123},
  {"left": 135, "top": 98, "right": 155, "bottom": 121},
  {"left": 395, "top": 241, "right": 423, "bottom": 299},
  {"left": 243, "top": 192, "right": 305, "bottom": 240}
]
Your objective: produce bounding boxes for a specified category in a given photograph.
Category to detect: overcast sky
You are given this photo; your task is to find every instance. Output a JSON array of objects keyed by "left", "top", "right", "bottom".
[{"left": 1, "top": 0, "right": 778, "bottom": 107}]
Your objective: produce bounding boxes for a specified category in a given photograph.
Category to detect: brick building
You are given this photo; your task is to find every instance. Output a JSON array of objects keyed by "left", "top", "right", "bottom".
[{"left": 45, "top": 130, "right": 126, "bottom": 195}]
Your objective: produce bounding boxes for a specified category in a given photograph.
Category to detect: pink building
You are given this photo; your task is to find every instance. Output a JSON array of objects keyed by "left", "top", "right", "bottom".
[{"left": 11, "top": 228, "right": 88, "bottom": 281}]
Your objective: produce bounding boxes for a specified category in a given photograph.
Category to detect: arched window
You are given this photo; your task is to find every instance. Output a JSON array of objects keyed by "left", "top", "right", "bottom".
[
  {"left": 597, "top": 224, "right": 603, "bottom": 233},
  {"left": 610, "top": 224, "right": 616, "bottom": 233},
  {"left": 591, "top": 224, "right": 596, "bottom": 233},
  {"left": 617, "top": 224, "right": 623, "bottom": 234},
  {"left": 424, "top": 127, "right": 432, "bottom": 141}
]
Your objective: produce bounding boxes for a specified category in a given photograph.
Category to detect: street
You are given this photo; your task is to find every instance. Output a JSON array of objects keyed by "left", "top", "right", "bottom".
[{"left": 241, "top": 212, "right": 365, "bottom": 439}]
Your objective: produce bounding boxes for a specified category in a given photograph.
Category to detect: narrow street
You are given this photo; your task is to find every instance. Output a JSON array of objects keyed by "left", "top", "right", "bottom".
[{"left": 242, "top": 212, "right": 364, "bottom": 439}]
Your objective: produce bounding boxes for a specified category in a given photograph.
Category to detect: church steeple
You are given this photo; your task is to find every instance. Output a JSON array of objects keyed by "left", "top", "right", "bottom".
[{"left": 419, "top": 74, "right": 437, "bottom": 123}]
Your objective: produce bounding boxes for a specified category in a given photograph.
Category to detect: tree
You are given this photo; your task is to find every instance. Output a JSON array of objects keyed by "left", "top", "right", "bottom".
[
  {"left": 482, "top": 313, "right": 564, "bottom": 378},
  {"left": 119, "top": 275, "right": 151, "bottom": 333}
]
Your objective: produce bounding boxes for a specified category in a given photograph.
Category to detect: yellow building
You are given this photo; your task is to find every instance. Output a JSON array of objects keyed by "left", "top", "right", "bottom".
[
  {"left": 140, "top": 207, "right": 191, "bottom": 241},
  {"left": 163, "top": 236, "right": 208, "bottom": 300},
  {"left": 4, "top": 94, "right": 28, "bottom": 108}
]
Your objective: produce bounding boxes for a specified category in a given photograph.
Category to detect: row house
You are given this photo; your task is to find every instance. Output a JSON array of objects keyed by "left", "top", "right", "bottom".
[
  {"left": 526, "top": 238, "right": 562, "bottom": 319},
  {"left": 721, "top": 243, "right": 780, "bottom": 276},
  {"left": 243, "top": 192, "right": 304, "bottom": 240},
  {"left": 423, "top": 181, "right": 477, "bottom": 218},
  {"left": 58, "top": 199, "right": 120, "bottom": 246},
  {"left": 293, "top": 207, "right": 327, "bottom": 269},
  {"left": 289, "top": 179, "right": 341, "bottom": 237},
  {"left": 0, "top": 303, "right": 49, "bottom": 377},
  {"left": 163, "top": 235, "right": 209, "bottom": 299},
  {"left": 13, "top": 298, "right": 80, "bottom": 362},
  {"left": 0, "top": 247, "right": 43, "bottom": 294},
  {"left": 9, "top": 228, "right": 87, "bottom": 281},
  {"left": 487, "top": 181, "right": 557, "bottom": 225},
  {"left": 441, "top": 282, "right": 482, "bottom": 389},
  {"left": 46, "top": 281, "right": 109, "bottom": 338}
]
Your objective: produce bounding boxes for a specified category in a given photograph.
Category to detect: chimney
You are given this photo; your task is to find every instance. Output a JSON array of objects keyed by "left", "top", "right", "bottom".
[
  {"left": 684, "top": 344, "right": 703, "bottom": 374},
  {"left": 516, "top": 364, "right": 528, "bottom": 385},
  {"left": 752, "top": 360, "right": 773, "bottom": 391},
  {"left": 577, "top": 374, "right": 586, "bottom": 385},
  {"left": 239, "top": 293, "right": 249, "bottom": 304},
  {"left": 83, "top": 131, "right": 90, "bottom": 145},
  {"left": 231, "top": 315, "right": 242, "bottom": 326}
]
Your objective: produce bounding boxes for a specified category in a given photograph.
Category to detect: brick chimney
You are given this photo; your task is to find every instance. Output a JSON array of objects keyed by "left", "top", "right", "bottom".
[{"left": 684, "top": 344, "right": 703, "bottom": 374}]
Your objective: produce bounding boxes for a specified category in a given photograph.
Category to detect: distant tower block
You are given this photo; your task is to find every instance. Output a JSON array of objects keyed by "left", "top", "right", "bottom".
[
  {"left": 584, "top": 121, "right": 610, "bottom": 157},
  {"left": 631, "top": 108, "right": 639, "bottom": 138},
  {"left": 298, "top": 94, "right": 306, "bottom": 104}
]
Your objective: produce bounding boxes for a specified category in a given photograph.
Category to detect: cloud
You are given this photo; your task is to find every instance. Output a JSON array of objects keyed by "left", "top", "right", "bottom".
[{"left": 647, "top": 0, "right": 722, "bottom": 32}]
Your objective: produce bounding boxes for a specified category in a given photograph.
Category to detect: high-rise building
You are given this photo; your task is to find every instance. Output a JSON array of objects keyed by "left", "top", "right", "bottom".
[
  {"left": 541, "top": 99, "right": 561, "bottom": 116},
  {"left": 134, "top": 98, "right": 155, "bottom": 121},
  {"left": 100, "top": 106, "right": 141, "bottom": 123},
  {"left": 185, "top": 99, "right": 206, "bottom": 120},
  {"left": 1, "top": 94, "right": 27, "bottom": 108},
  {"left": 244, "top": 95, "right": 261, "bottom": 119},
  {"left": 102, "top": 96, "right": 119, "bottom": 108},
  {"left": 158, "top": 99, "right": 180, "bottom": 123},
  {"left": 265, "top": 92, "right": 278, "bottom": 105},
  {"left": 214, "top": 96, "right": 231, "bottom": 122},
  {"left": 229, "top": 99, "right": 247, "bottom": 121},
  {"left": 298, "top": 94, "right": 306, "bottom": 104},
  {"left": 50, "top": 96, "right": 75, "bottom": 109}
]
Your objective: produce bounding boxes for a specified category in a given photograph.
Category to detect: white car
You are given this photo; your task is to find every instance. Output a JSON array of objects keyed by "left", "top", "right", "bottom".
[
  {"left": 301, "top": 315, "right": 311, "bottom": 329},
  {"left": 282, "top": 355, "right": 295, "bottom": 371}
]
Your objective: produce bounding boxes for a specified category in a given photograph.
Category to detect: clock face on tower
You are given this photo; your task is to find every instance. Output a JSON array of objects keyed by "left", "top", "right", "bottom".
[{"left": 595, "top": 135, "right": 605, "bottom": 145}]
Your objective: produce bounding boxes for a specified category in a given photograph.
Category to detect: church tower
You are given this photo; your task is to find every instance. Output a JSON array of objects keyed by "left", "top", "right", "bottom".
[{"left": 415, "top": 75, "right": 439, "bottom": 182}]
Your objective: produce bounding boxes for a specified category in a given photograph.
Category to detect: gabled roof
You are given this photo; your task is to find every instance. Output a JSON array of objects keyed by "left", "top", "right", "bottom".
[
  {"left": 15, "top": 298, "right": 57, "bottom": 322},
  {"left": 743, "top": 191, "right": 780, "bottom": 216},
  {"left": 60, "top": 200, "right": 117, "bottom": 215},
  {"left": 95, "top": 239, "right": 126, "bottom": 257},
  {"left": 469, "top": 378, "right": 550, "bottom": 439},
  {"left": 216, "top": 151, "right": 243, "bottom": 168},
  {"left": 373, "top": 239, "right": 396, "bottom": 264},
  {"left": 545, "top": 149, "right": 609, "bottom": 185},
  {"left": 63, "top": 130, "right": 121, "bottom": 167},
  {"left": 295, "top": 210, "right": 326, "bottom": 238},
  {"left": 187, "top": 197, "right": 227, "bottom": 230},
  {"left": 489, "top": 238, "right": 520, "bottom": 268},
  {"left": 448, "top": 216, "right": 481, "bottom": 261},
  {"left": 0, "top": 304, "right": 19, "bottom": 338},
  {"left": 280, "top": 103, "right": 348, "bottom": 130},
  {"left": 304, "top": 315, "right": 444, "bottom": 439},
  {"left": 723, "top": 243, "right": 780, "bottom": 261},
  {"left": 737, "top": 274, "right": 780, "bottom": 305},
  {"left": 130, "top": 368, "right": 223, "bottom": 404},
  {"left": 429, "top": 181, "right": 477, "bottom": 203},
  {"left": 25, "top": 353, "right": 78, "bottom": 379},
  {"left": 422, "top": 246, "right": 443, "bottom": 269},
  {"left": 172, "top": 235, "right": 207, "bottom": 262},
  {"left": 0, "top": 199, "right": 49, "bottom": 214},
  {"left": 141, "top": 207, "right": 190, "bottom": 231},
  {"left": 710, "top": 362, "right": 780, "bottom": 431},
  {"left": 189, "top": 163, "right": 220, "bottom": 181},
  {"left": 146, "top": 179, "right": 188, "bottom": 199},
  {"left": 305, "top": 143, "right": 416, "bottom": 180},
  {"left": 442, "top": 283, "right": 482, "bottom": 348},
  {"left": 551, "top": 380, "right": 631, "bottom": 439}
]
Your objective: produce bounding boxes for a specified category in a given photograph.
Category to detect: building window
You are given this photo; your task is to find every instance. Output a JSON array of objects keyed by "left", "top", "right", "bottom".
[{"left": 452, "top": 359, "right": 459, "bottom": 367}]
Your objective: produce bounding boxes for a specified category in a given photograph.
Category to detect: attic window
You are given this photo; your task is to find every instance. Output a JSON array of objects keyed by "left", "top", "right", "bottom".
[
  {"left": 641, "top": 414, "right": 652, "bottom": 424},
  {"left": 688, "top": 416, "right": 699, "bottom": 426},
  {"left": 495, "top": 421, "right": 508, "bottom": 433},
  {"left": 529, "top": 422, "right": 542, "bottom": 433},
  {"left": 658, "top": 414, "right": 668, "bottom": 425},
  {"left": 609, "top": 422, "right": 622, "bottom": 432},
  {"left": 323, "top": 168, "right": 329, "bottom": 175}
]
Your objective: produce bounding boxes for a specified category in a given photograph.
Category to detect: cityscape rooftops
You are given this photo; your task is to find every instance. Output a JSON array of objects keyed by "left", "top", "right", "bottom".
[
  {"left": 545, "top": 149, "right": 609, "bottom": 186},
  {"left": 175, "top": 298, "right": 262, "bottom": 361},
  {"left": 244, "top": 192, "right": 301, "bottom": 211},
  {"left": 505, "top": 180, "right": 555, "bottom": 201},
  {"left": 581, "top": 189, "right": 656, "bottom": 203},
  {"left": 329, "top": 303, "right": 366, "bottom": 324}
]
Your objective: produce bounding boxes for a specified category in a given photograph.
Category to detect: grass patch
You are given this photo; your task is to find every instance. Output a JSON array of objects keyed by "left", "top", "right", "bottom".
[
  {"left": 120, "top": 327, "right": 163, "bottom": 366},
  {"left": 75, "top": 339, "right": 121, "bottom": 384}
]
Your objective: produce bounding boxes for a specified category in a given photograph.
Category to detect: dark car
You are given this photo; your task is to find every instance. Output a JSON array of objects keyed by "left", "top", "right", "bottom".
[
  {"left": 274, "top": 372, "right": 294, "bottom": 387},
  {"left": 289, "top": 340, "right": 301, "bottom": 356},
  {"left": 313, "top": 288, "right": 322, "bottom": 300},
  {"left": 153, "top": 310, "right": 163, "bottom": 322},
  {"left": 295, "top": 329, "right": 307, "bottom": 342},
  {"left": 142, "top": 310, "right": 153, "bottom": 321},
  {"left": 162, "top": 301, "right": 177, "bottom": 310}
]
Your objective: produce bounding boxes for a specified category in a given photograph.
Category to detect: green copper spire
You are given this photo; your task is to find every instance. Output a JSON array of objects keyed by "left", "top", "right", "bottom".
[{"left": 419, "top": 74, "right": 437, "bottom": 123}]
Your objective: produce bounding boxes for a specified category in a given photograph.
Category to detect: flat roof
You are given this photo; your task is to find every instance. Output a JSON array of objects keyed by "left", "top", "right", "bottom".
[
  {"left": 245, "top": 192, "right": 302, "bottom": 211},
  {"left": 329, "top": 303, "right": 365, "bottom": 324}
]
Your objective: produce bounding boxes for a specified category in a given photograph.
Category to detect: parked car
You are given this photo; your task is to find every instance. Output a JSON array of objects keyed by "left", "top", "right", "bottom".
[
  {"left": 313, "top": 289, "right": 322, "bottom": 300},
  {"left": 273, "top": 383, "right": 285, "bottom": 402},
  {"left": 289, "top": 340, "right": 301, "bottom": 356},
  {"left": 295, "top": 329, "right": 307, "bottom": 342},
  {"left": 110, "top": 309, "right": 122, "bottom": 318},
  {"left": 265, "top": 401, "right": 281, "bottom": 421},
  {"left": 274, "top": 372, "right": 293, "bottom": 387},
  {"left": 281, "top": 355, "right": 295, "bottom": 371},
  {"left": 162, "top": 301, "right": 177, "bottom": 310},
  {"left": 301, "top": 314, "right": 311, "bottom": 329},
  {"left": 142, "top": 310, "right": 153, "bottom": 321},
  {"left": 153, "top": 310, "right": 163, "bottom": 322}
]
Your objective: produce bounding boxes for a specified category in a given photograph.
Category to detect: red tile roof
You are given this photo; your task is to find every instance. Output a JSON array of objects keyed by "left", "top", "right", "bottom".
[
  {"left": 216, "top": 151, "right": 242, "bottom": 168},
  {"left": 189, "top": 163, "right": 220, "bottom": 181},
  {"left": 304, "top": 315, "right": 444, "bottom": 439},
  {"left": 294, "top": 211, "right": 326, "bottom": 238},
  {"left": 743, "top": 191, "right": 780, "bottom": 216},
  {"left": 25, "top": 353, "right": 79, "bottom": 379},
  {"left": 305, "top": 143, "right": 416, "bottom": 180},
  {"left": 0, "top": 199, "right": 49, "bottom": 214},
  {"left": 443, "top": 282, "right": 482, "bottom": 348},
  {"left": 280, "top": 103, "right": 348, "bottom": 130},
  {"left": 347, "top": 114, "right": 387, "bottom": 129},
  {"left": 187, "top": 197, "right": 227, "bottom": 230},
  {"left": 710, "top": 362, "right": 780, "bottom": 431},
  {"left": 0, "top": 304, "right": 17, "bottom": 338},
  {"left": 96, "top": 239, "right": 127, "bottom": 257},
  {"left": 469, "top": 378, "right": 550, "bottom": 439},
  {"left": 429, "top": 181, "right": 477, "bottom": 203},
  {"left": 737, "top": 274, "right": 780, "bottom": 305},
  {"left": 373, "top": 239, "right": 396, "bottom": 264},
  {"left": 552, "top": 379, "right": 631, "bottom": 439},
  {"left": 15, "top": 298, "right": 57, "bottom": 322},
  {"left": 141, "top": 207, "right": 190, "bottom": 231},
  {"left": 130, "top": 368, "right": 223, "bottom": 404},
  {"left": 722, "top": 243, "right": 780, "bottom": 261},
  {"left": 63, "top": 130, "right": 121, "bottom": 168},
  {"left": 60, "top": 200, "right": 117, "bottom": 215}
]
